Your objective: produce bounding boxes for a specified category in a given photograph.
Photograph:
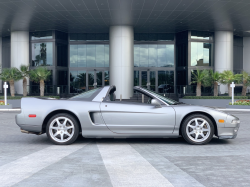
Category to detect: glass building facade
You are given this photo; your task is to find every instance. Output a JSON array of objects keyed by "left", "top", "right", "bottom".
[{"left": 27, "top": 30, "right": 218, "bottom": 95}]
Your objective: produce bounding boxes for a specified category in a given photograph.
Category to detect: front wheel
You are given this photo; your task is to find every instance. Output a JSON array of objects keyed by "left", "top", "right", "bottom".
[
  {"left": 46, "top": 113, "right": 79, "bottom": 145},
  {"left": 181, "top": 114, "right": 214, "bottom": 145}
]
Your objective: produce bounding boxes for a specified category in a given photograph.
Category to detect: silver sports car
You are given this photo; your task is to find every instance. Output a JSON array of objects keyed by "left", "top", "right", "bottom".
[{"left": 16, "top": 85, "right": 240, "bottom": 145}]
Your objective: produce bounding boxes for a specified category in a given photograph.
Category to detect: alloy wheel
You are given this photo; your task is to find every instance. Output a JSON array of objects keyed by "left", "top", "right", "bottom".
[
  {"left": 186, "top": 118, "right": 211, "bottom": 143},
  {"left": 49, "top": 117, "right": 75, "bottom": 143}
]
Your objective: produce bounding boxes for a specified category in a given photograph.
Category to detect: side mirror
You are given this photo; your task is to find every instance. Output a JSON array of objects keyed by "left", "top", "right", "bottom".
[{"left": 151, "top": 99, "right": 162, "bottom": 108}]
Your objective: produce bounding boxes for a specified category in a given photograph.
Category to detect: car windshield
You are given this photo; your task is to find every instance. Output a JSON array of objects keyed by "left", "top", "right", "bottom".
[
  {"left": 141, "top": 88, "right": 178, "bottom": 105},
  {"left": 69, "top": 88, "right": 101, "bottom": 100}
]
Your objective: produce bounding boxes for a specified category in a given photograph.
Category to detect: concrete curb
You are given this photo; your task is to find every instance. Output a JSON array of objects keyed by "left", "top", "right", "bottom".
[
  {"left": 217, "top": 108, "right": 250, "bottom": 112},
  {"left": 0, "top": 109, "right": 21, "bottom": 112}
]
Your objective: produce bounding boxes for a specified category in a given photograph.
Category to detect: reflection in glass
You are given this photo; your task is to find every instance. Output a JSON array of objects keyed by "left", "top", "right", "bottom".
[
  {"left": 140, "top": 45, "right": 148, "bottom": 67},
  {"left": 141, "top": 71, "right": 147, "bottom": 88},
  {"left": 158, "top": 71, "right": 174, "bottom": 93},
  {"left": 191, "top": 42, "right": 212, "bottom": 66},
  {"left": 134, "top": 45, "right": 174, "bottom": 67},
  {"left": 78, "top": 45, "right": 86, "bottom": 67},
  {"left": 149, "top": 45, "right": 157, "bottom": 67},
  {"left": 70, "top": 45, "right": 109, "bottom": 67},
  {"left": 105, "top": 71, "right": 109, "bottom": 85},
  {"left": 87, "top": 45, "right": 96, "bottom": 67},
  {"left": 31, "top": 31, "right": 52, "bottom": 40},
  {"left": 105, "top": 45, "right": 109, "bottom": 67},
  {"left": 158, "top": 45, "right": 167, "bottom": 67},
  {"left": 96, "top": 71, "right": 103, "bottom": 87},
  {"left": 166, "top": 45, "right": 174, "bottom": 67},
  {"left": 134, "top": 45, "right": 140, "bottom": 67},
  {"left": 88, "top": 71, "right": 95, "bottom": 90},
  {"left": 70, "top": 71, "right": 86, "bottom": 93},
  {"left": 134, "top": 71, "right": 139, "bottom": 86},
  {"left": 96, "top": 45, "right": 104, "bottom": 67},
  {"left": 150, "top": 71, "right": 155, "bottom": 91},
  {"left": 70, "top": 45, "right": 77, "bottom": 67},
  {"left": 78, "top": 71, "right": 86, "bottom": 92},
  {"left": 31, "top": 43, "right": 53, "bottom": 66}
]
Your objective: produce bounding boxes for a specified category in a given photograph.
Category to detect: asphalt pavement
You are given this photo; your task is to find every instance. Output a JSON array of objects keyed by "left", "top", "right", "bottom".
[{"left": 0, "top": 111, "right": 250, "bottom": 187}]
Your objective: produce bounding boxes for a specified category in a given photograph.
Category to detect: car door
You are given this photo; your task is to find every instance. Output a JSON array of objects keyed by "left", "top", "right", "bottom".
[{"left": 100, "top": 101, "right": 175, "bottom": 135}]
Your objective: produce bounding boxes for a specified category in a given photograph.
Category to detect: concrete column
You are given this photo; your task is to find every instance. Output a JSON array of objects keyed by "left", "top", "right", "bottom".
[
  {"left": 11, "top": 31, "right": 29, "bottom": 94},
  {"left": 109, "top": 26, "right": 134, "bottom": 99},
  {"left": 214, "top": 31, "right": 233, "bottom": 94},
  {"left": 243, "top": 37, "right": 250, "bottom": 72},
  {"left": 0, "top": 37, "right": 2, "bottom": 93}
]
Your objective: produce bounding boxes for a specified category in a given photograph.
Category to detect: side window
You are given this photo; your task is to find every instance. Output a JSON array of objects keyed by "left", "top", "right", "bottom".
[{"left": 129, "top": 90, "right": 152, "bottom": 104}]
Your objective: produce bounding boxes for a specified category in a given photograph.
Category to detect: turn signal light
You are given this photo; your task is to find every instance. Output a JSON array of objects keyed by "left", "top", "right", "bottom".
[
  {"left": 29, "top": 114, "right": 36, "bottom": 118},
  {"left": 218, "top": 119, "right": 225, "bottom": 123}
]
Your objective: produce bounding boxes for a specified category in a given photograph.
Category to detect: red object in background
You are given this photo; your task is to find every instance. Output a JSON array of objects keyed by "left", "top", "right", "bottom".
[{"left": 29, "top": 114, "right": 36, "bottom": 118}]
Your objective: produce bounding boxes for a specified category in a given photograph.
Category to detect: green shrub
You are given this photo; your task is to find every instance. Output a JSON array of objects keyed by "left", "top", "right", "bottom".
[
  {"left": 183, "top": 96, "right": 248, "bottom": 99},
  {"left": 0, "top": 96, "right": 60, "bottom": 100}
]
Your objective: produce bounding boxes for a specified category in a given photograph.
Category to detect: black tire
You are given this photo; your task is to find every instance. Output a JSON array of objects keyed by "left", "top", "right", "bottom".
[
  {"left": 181, "top": 114, "right": 214, "bottom": 145},
  {"left": 46, "top": 113, "right": 80, "bottom": 145}
]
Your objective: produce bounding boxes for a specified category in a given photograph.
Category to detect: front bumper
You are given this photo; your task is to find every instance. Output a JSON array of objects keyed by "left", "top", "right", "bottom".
[{"left": 218, "top": 121, "right": 240, "bottom": 139}]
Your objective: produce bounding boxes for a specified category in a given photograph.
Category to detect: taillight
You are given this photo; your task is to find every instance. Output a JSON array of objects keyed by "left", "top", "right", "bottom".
[{"left": 29, "top": 114, "right": 36, "bottom": 118}]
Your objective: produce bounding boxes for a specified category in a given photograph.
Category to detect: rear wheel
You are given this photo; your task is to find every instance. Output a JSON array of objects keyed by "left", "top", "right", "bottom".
[
  {"left": 181, "top": 114, "right": 214, "bottom": 145},
  {"left": 46, "top": 113, "right": 79, "bottom": 145}
]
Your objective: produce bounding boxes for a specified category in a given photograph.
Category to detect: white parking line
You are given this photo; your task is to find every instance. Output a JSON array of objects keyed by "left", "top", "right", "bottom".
[
  {"left": 0, "top": 144, "right": 86, "bottom": 187},
  {"left": 98, "top": 143, "right": 174, "bottom": 187}
]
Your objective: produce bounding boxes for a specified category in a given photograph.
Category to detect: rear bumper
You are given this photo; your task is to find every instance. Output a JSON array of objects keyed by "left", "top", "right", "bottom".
[{"left": 15, "top": 113, "right": 42, "bottom": 133}]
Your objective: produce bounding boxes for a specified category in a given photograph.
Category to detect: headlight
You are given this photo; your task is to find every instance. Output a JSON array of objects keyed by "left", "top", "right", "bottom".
[{"left": 231, "top": 119, "right": 240, "bottom": 124}]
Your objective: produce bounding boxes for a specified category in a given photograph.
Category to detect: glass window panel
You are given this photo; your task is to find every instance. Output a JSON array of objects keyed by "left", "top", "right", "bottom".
[
  {"left": 191, "top": 42, "right": 211, "bottom": 66},
  {"left": 70, "top": 71, "right": 78, "bottom": 93},
  {"left": 96, "top": 71, "right": 103, "bottom": 87},
  {"left": 158, "top": 71, "right": 166, "bottom": 93},
  {"left": 150, "top": 71, "right": 155, "bottom": 91},
  {"left": 105, "top": 45, "right": 109, "bottom": 67},
  {"left": 88, "top": 71, "right": 95, "bottom": 90},
  {"left": 140, "top": 45, "right": 148, "bottom": 67},
  {"left": 134, "top": 45, "right": 140, "bottom": 67},
  {"left": 87, "top": 45, "right": 96, "bottom": 67},
  {"left": 31, "top": 31, "right": 53, "bottom": 40},
  {"left": 46, "top": 43, "right": 53, "bottom": 66},
  {"left": 149, "top": 45, "right": 157, "bottom": 67},
  {"left": 134, "top": 71, "right": 139, "bottom": 86},
  {"left": 70, "top": 45, "right": 77, "bottom": 67},
  {"left": 96, "top": 45, "right": 105, "bottom": 67},
  {"left": 166, "top": 45, "right": 174, "bottom": 67},
  {"left": 78, "top": 71, "right": 86, "bottom": 92},
  {"left": 141, "top": 71, "right": 147, "bottom": 88},
  {"left": 77, "top": 45, "right": 86, "bottom": 67},
  {"left": 105, "top": 71, "right": 109, "bottom": 85},
  {"left": 31, "top": 42, "right": 53, "bottom": 66},
  {"left": 157, "top": 45, "right": 167, "bottom": 67}
]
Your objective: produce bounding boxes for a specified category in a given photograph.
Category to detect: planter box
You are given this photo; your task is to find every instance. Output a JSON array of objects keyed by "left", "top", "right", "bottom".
[
  {"left": 179, "top": 99, "right": 232, "bottom": 108},
  {"left": 226, "top": 105, "right": 250, "bottom": 109},
  {"left": 0, "top": 104, "right": 12, "bottom": 109}
]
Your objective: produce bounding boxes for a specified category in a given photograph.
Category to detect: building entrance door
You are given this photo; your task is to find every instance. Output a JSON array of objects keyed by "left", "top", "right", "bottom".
[
  {"left": 86, "top": 69, "right": 109, "bottom": 91},
  {"left": 139, "top": 70, "right": 156, "bottom": 91}
]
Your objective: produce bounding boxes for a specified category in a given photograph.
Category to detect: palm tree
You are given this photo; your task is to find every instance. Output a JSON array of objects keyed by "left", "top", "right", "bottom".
[
  {"left": 219, "top": 70, "right": 242, "bottom": 97},
  {"left": 0, "top": 68, "right": 22, "bottom": 96},
  {"left": 190, "top": 69, "right": 209, "bottom": 96},
  {"left": 207, "top": 70, "right": 221, "bottom": 96},
  {"left": 241, "top": 71, "right": 250, "bottom": 96},
  {"left": 29, "top": 67, "right": 51, "bottom": 96},
  {"left": 20, "top": 65, "right": 30, "bottom": 96}
]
